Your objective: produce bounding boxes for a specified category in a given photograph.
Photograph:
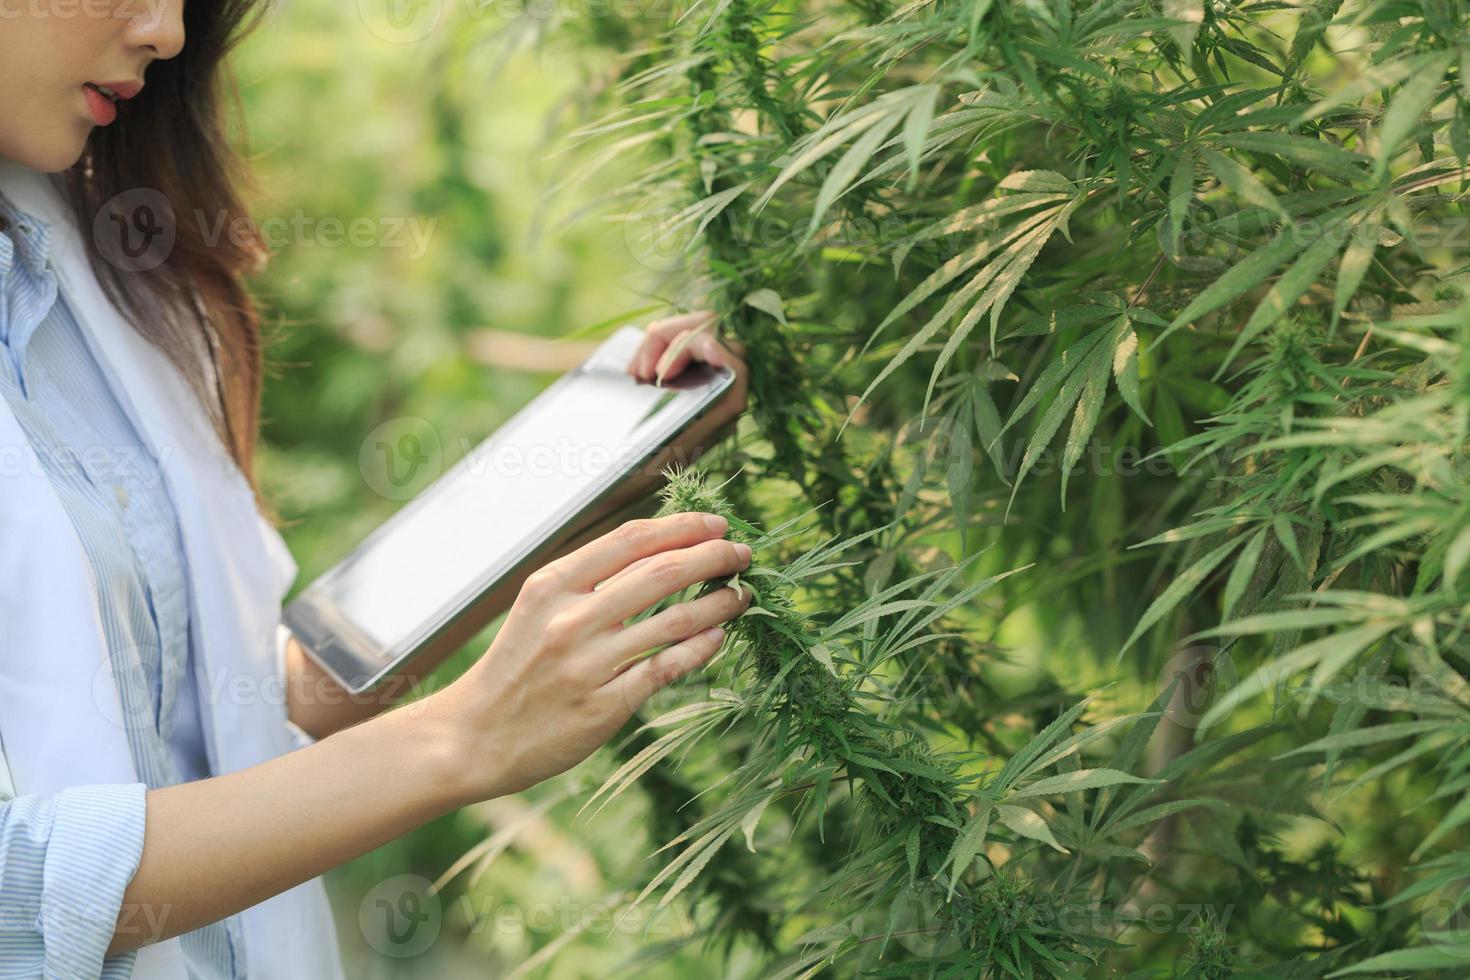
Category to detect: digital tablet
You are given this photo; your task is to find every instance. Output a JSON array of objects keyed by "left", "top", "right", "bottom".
[{"left": 285, "top": 326, "right": 735, "bottom": 693}]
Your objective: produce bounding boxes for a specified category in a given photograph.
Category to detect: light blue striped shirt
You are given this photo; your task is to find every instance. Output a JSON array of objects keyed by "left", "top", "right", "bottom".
[{"left": 0, "top": 194, "right": 242, "bottom": 977}]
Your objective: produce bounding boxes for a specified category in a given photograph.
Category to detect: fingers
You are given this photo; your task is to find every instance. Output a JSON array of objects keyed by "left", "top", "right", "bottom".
[
  {"left": 653, "top": 329, "right": 698, "bottom": 384},
  {"left": 690, "top": 330, "right": 743, "bottom": 370},
  {"left": 609, "top": 581, "right": 751, "bottom": 661},
  {"left": 655, "top": 329, "right": 746, "bottom": 384},
  {"left": 593, "top": 553, "right": 656, "bottom": 593},
  {"left": 648, "top": 310, "right": 717, "bottom": 342},
  {"left": 593, "top": 537, "right": 752, "bottom": 624},
  {"left": 548, "top": 513, "right": 730, "bottom": 593},
  {"left": 607, "top": 625, "right": 727, "bottom": 710},
  {"left": 628, "top": 311, "right": 718, "bottom": 382},
  {"left": 626, "top": 309, "right": 749, "bottom": 390}
]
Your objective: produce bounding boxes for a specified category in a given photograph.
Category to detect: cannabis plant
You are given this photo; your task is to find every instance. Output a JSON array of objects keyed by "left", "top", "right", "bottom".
[{"left": 516, "top": 0, "right": 1470, "bottom": 974}]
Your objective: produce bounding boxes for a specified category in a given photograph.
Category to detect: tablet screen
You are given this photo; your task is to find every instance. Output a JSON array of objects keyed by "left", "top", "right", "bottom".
[{"left": 287, "top": 326, "right": 733, "bottom": 689}]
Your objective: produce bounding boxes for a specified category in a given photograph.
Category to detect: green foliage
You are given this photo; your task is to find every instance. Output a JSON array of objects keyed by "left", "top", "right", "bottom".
[
  {"left": 636, "top": 470, "right": 1180, "bottom": 975},
  {"left": 532, "top": 0, "right": 1470, "bottom": 974}
]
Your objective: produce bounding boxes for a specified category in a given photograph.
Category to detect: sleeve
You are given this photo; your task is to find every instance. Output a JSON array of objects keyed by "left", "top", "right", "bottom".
[{"left": 0, "top": 783, "right": 147, "bottom": 978}]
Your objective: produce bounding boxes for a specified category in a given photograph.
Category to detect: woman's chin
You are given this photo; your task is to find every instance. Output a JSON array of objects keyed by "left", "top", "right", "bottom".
[{"left": 0, "top": 128, "right": 89, "bottom": 175}]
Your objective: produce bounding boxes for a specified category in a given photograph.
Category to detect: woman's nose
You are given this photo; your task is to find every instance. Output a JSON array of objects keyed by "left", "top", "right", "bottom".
[{"left": 123, "top": 0, "right": 186, "bottom": 62}]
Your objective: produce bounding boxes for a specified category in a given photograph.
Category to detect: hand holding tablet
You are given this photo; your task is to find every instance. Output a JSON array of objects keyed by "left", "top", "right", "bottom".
[{"left": 287, "top": 320, "right": 745, "bottom": 694}]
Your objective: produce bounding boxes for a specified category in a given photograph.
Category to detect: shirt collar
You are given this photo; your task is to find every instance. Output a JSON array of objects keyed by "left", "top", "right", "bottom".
[
  {"left": 0, "top": 191, "right": 59, "bottom": 382},
  {"left": 0, "top": 192, "right": 54, "bottom": 283}
]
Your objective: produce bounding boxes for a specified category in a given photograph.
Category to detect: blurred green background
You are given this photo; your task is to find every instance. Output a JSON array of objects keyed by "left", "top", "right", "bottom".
[{"left": 234, "top": 3, "right": 746, "bottom": 976}]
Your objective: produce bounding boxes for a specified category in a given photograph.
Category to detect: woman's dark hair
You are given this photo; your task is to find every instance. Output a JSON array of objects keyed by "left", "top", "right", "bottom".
[{"left": 66, "top": 0, "right": 271, "bottom": 489}]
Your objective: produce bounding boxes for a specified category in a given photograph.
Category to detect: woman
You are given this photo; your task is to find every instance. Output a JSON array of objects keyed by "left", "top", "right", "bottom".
[{"left": 0, "top": 1, "right": 751, "bottom": 976}]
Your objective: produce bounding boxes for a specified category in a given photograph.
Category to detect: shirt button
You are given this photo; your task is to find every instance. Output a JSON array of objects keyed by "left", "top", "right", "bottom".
[{"left": 115, "top": 484, "right": 129, "bottom": 510}]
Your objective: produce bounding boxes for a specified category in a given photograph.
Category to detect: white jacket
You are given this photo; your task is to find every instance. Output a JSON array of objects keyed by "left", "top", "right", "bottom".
[{"left": 0, "top": 159, "right": 344, "bottom": 978}]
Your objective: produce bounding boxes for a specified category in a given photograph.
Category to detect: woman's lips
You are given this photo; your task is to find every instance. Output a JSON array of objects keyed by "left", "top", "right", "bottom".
[
  {"left": 83, "top": 84, "right": 118, "bottom": 126},
  {"left": 81, "top": 81, "right": 141, "bottom": 127}
]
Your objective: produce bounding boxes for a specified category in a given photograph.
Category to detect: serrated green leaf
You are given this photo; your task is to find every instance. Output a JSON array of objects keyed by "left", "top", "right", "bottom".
[
  {"left": 1222, "top": 527, "right": 1268, "bottom": 622},
  {"left": 1012, "top": 768, "right": 1158, "bottom": 799},
  {"left": 1121, "top": 536, "right": 1244, "bottom": 655},
  {"left": 945, "top": 804, "right": 993, "bottom": 898},
  {"left": 1374, "top": 53, "right": 1453, "bottom": 179},
  {"left": 996, "top": 804, "right": 1070, "bottom": 853},
  {"left": 1201, "top": 147, "right": 1286, "bottom": 218},
  {"left": 1197, "top": 620, "right": 1398, "bottom": 730},
  {"left": 1111, "top": 319, "right": 1149, "bottom": 423},
  {"left": 1328, "top": 945, "right": 1470, "bottom": 975}
]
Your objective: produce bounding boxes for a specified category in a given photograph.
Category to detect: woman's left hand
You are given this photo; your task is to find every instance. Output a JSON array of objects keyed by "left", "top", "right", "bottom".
[{"left": 628, "top": 311, "right": 748, "bottom": 438}]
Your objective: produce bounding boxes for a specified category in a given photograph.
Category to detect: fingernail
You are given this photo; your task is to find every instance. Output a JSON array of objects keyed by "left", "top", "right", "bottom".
[
  {"left": 734, "top": 542, "right": 752, "bottom": 564},
  {"left": 704, "top": 627, "right": 725, "bottom": 642},
  {"left": 704, "top": 514, "right": 728, "bottom": 534}
]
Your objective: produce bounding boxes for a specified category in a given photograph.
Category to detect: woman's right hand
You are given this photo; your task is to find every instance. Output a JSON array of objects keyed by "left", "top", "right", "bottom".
[
  {"left": 426, "top": 511, "right": 752, "bottom": 803},
  {"left": 109, "top": 511, "right": 751, "bottom": 954}
]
